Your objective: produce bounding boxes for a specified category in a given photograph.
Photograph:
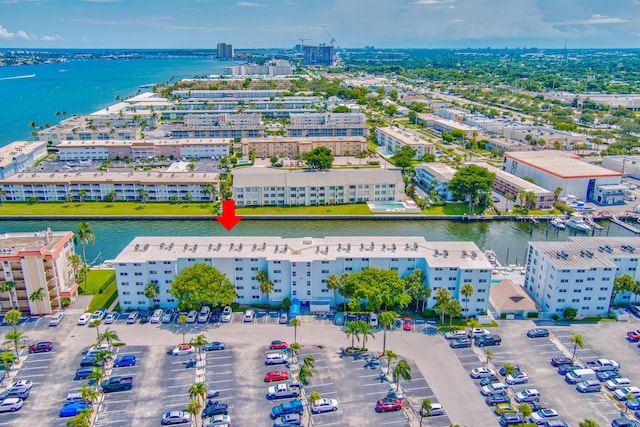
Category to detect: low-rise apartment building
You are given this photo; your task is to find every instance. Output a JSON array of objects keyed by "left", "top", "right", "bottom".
[
  {"left": 232, "top": 168, "right": 403, "bottom": 207},
  {"left": 524, "top": 237, "right": 640, "bottom": 318},
  {"left": 0, "top": 171, "right": 218, "bottom": 203},
  {"left": 113, "top": 235, "right": 493, "bottom": 315},
  {"left": 415, "top": 163, "right": 457, "bottom": 201},
  {"left": 0, "top": 141, "right": 48, "bottom": 179},
  {"left": 416, "top": 113, "right": 478, "bottom": 138},
  {"left": 375, "top": 127, "right": 435, "bottom": 159},
  {"left": 170, "top": 114, "right": 263, "bottom": 140},
  {"left": 286, "top": 113, "right": 366, "bottom": 137},
  {"left": 57, "top": 138, "right": 231, "bottom": 161},
  {"left": 37, "top": 116, "right": 140, "bottom": 145},
  {"left": 241, "top": 136, "right": 367, "bottom": 158},
  {"left": 172, "top": 89, "right": 287, "bottom": 100},
  {"left": 0, "top": 230, "right": 78, "bottom": 315}
]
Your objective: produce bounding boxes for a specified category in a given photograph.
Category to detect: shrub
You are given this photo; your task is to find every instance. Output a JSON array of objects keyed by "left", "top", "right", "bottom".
[
  {"left": 230, "top": 302, "right": 240, "bottom": 311},
  {"left": 61, "top": 297, "right": 71, "bottom": 307},
  {"left": 563, "top": 307, "right": 577, "bottom": 320},
  {"left": 431, "top": 201, "right": 446, "bottom": 207},
  {"left": 527, "top": 312, "right": 539, "bottom": 318},
  {"left": 500, "top": 313, "right": 507, "bottom": 319},
  {"left": 551, "top": 314, "right": 559, "bottom": 321},
  {"left": 369, "top": 161, "right": 380, "bottom": 166},
  {"left": 282, "top": 298, "right": 291, "bottom": 310},
  {"left": 422, "top": 309, "right": 437, "bottom": 319}
]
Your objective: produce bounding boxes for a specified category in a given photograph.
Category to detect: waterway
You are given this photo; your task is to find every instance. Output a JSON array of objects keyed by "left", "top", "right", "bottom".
[{"left": 0, "top": 218, "right": 633, "bottom": 266}]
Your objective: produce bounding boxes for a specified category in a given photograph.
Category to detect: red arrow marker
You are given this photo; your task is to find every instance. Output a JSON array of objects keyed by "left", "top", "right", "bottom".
[{"left": 215, "top": 200, "right": 243, "bottom": 231}]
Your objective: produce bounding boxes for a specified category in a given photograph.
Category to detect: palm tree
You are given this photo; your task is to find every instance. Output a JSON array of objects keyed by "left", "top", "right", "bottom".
[
  {"left": 87, "top": 367, "right": 104, "bottom": 391},
  {"left": 445, "top": 300, "right": 462, "bottom": 327},
  {"left": 308, "top": 390, "right": 321, "bottom": 424},
  {"left": 0, "top": 281, "right": 16, "bottom": 310},
  {"left": 5, "top": 329, "right": 27, "bottom": 357},
  {"left": 74, "top": 222, "right": 95, "bottom": 288},
  {"left": 326, "top": 273, "right": 345, "bottom": 310},
  {"left": 379, "top": 311, "right": 396, "bottom": 355},
  {"left": 485, "top": 350, "right": 493, "bottom": 366},
  {"left": 0, "top": 351, "right": 16, "bottom": 372},
  {"left": 502, "top": 362, "right": 517, "bottom": 376},
  {"left": 190, "top": 334, "right": 208, "bottom": 356},
  {"left": 107, "top": 190, "right": 118, "bottom": 206},
  {"left": 89, "top": 319, "right": 102, "bottom": 342},
  {"left": 28, "top": 287, "right": 46, "bottom": 313},
  {"left": 384, "top": 350, "right": 398, "bottom": 375},
  {"left": 345, "top": 320, "right": 360, "bottom": 350},
  {"left": 289, "top": 342, "right": 301, "bottom": 357},
  {"left": 579, "top": 419, "right": 601, "bottom": 427},
  {"left": 66, "top": 408, "right": 93, "bottom": 427},
  {"left": 95, "top": 348, "right": 113, "bottom": 366},
  {"left": 358, "top": 320, "right": 375, "bottom": 350},
  {"left": 392, "top": 359, "right": 412, "bottom": 392},
  {"left": 569, "top": 333, "right": 584, "bottom": 360},
  {"left": 420, "top": 398, "right": 432, "bottom": 426},
  {"left": 460, "top": 283, "right": 475, "bottom": 318},
  {"left": 99, "top": 328, "right": 119, "bottom": 347},
  {"left": 303, "top": 354, "right": 315, "bottom": 369},
  {"left": 177, "top": 313, "right": 188, "bottom": 344},
  {"left": 517, "top": 189, "right": 527, "bottom": 208},
  {"left": 290, "top": 317, "right": 301, "bottom": 344},
  {"left": 78, "top": 189, "right": 88, "bottom": 203},
  {"left": 186, "top": 398, "right": 202, "bottom": 427},
  {"left": 80, "top": 383, "right": 99, "bottom": 404},
  {"left": 189, "top": 381, "right": 207, "bottom": 402},
  {"left": 138, "top": 189, "right": 150, "bottom": 204},
  {"left": 255, "top": 270, "right": 274, "bottom": 304},
  {"left": 202, "top": 182, "right": 218, "bottom": 202},
  {"left": 519, "top": 403, "right": 533, "bottom": 418},
  {"left": 434, "top": 288, "right": 451, "bottom": 325},
  {"left": 298, "top": 364, "right": 312, "bottom": 386},
  {"left": 144, "top": 282, "right": 159, "bottom": 308},
  {"left": 68, "top": 254, "right": 82, "bottom": 282},
  {"left": 0, "top": 189, "right": 6, "bottom": 205}
]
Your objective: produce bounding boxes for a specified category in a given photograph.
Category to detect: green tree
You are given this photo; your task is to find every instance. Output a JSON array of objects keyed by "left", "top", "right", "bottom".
[
  {"left": 74, "top": 222, "right": 95, "bottom": 289},
  {"left": 0, "top": 351, "right": 16, "bottom": 371},
  {"left": 344, "top": 267, "right": 411, "bottom": 311},
  {"left": 420, "top": 398, "right": 432, "bottom": 425},
  {"left": 434, "top": 288, "right": 452, "bottom": 325},
  {"left": 290, "top": 317, "right": 301, "bottom": 343},
  {"left": 379, "top": 311, "right": 396, "bottom": 355},
  {"left": 448, "top": 164, "right": 495, "bottom": 210},
  {"left": 78, "top": 189, "right": 87, "bottom": 203},
  {"left": 358, "top": 320, "right": 375, "bottom": 350},
  {"left": 460, "top": 283, "right": 475, "bottom": 318},
  {"left": 138, "top": 188, "right": 150, "bottom": 203},
  {"left": 579, "top": 419, "right": 601, "bottom": 427},
  {"left": 345, "top": 320, "right": 360, "bottom": 350},
  {"left": 485, "top": 350, "right": 493, "bottom": 365},
  {"left": 392, "top": 359, "right": 412, "bottom": 392},
  {"left": 403, "top": 269, "right": 425, "bottom": 313},
  {"left": 190, "top": 334, "right": 208, "bottom": 356},
  {"left": 569, "top": 333, "right": 584, "bottom": 360},
  {"left": 332, "top": 105, "right": 351, "bottom": 113},
  {"left": 0, "top": 281, "right": 16, "bottom": 310},
  {"left": 326, "top": 273, "right": 345, "bottom": 310},
  {"left": 445, "top": 299, "right": 462, "bottom": 326},
  {"left": 302, "top": 146, "right": 334, "bottom": 170},
  {"left": 518, "top": 402, "right": 533, "bottom": 418},
  {"left": 612, "top": 274, "right": 636, "bottom": 308},
  {"left": 177, "top": 313, "right": 188, "bottom": 344},
  {"left": 391, "top": 145, "right": 416, "bottom": 172},
  {"left": 87, "top": 367, "right": 104, "bottom": 391},
  {"left": 80, "top": 383, "right": 99, "bottom": 404},
  {"left": 298, "top": 364, "right": 312, "bottom": 386},
  {"left": 502, "top": 362, "right": 517, "bottom": 376},
  {"left": 68, "top": 254, "right": 82, "bottom": 283},
  {"left": 89, "top": 319, "right": 102, "bottom": 342},
  {"left": 99, "top": 327, "right": 119, "bottom": 347},
  {"left": 202, "top": 182, "right": 218, "bottom": 202},
  {"left": 563, "top": 307, "right": 578, "bottom": 320},
  {"left": 255, "top": 269, "right": 274, "bottom": 304},
  {"left": 144, "top": 282, "right": 159, "bottom": 308},
  {"left": 303, "top": 354, "right": 315, "bottom": 369},
  {"left": 169, "top": 263, "right": 237, "bottom": 311},
  {"left": 186, "top": 398, "right": 202, "bottom": 427}
]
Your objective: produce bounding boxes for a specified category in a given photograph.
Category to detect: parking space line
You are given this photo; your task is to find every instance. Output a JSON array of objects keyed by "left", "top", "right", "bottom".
[{"left": 379, "top": 421, "right": 410, "bottom": 425}]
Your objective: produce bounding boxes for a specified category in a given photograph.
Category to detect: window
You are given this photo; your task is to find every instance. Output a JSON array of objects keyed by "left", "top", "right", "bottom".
[{"left": 164, "top": 270, "right": 172, "bottom": 274}]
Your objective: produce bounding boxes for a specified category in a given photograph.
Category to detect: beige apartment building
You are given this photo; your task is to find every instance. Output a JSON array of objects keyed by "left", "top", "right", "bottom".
[
  {"left": 0, "top": 230, "right": 78, "bottom": 315},
  {"left": 241, "top": 136, "right": 368, "bottom": 158}
]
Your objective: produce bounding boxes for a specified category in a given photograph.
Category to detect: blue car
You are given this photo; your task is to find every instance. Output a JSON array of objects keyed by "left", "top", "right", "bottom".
[
  {"left": 526, "top": 328, "right": 549, "bottom": 338},
  {"left": 485, "top": 394, "right": 510, "bottom": 406},
  {"left": 203, "top": 342, "right": 226, "bottom": 351},
  {"left": 74, "top": 368, "right": 94, "bottom": 380},
  {"left": 597, "top": 371, "right": 621, "bottom": 382},
  {"left": 113, "top": 355, "right": 136, "bottom": 367},
  {"left": 59, "top": 402, "right": 91, "bottom": 417},
  {"left": 557, "top": 364, "right": 581, "bottom": 375},
  {"left": 628, "top": 400, "right": 640, "bottom": 410}
]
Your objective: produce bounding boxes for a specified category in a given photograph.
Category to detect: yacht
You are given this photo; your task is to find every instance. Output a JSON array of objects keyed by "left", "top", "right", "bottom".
[
  {"left": 566, "top": 214, "right": 591, "bottom": 233},
  {"left": 550, "top": 218, "right": 566, "bottom": 229}
]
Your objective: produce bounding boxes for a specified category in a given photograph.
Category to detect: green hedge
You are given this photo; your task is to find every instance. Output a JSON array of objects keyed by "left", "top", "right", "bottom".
[{"left": 527, "top": 312, "right": 539, "bottom": 318}]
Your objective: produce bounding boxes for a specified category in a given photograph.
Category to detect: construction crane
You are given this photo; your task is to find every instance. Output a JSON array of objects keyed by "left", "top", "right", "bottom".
[
  {"left": 299, "top": 38, "right": 309, "bottom": 46},
  {"left": 322, "top": 25, "right": 335, "bottom": 46}
]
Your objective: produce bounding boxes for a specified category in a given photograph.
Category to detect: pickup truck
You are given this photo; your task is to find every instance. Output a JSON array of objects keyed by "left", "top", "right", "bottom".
[
  {"left": 101, "top": 376, "right": 134, "bottom": 393},
  {"left": 474, "top": 335, "right": 502, "bottom": 347},
  {"left": 266, "top": 383, "right": 300, "bottom": 400},
  {"left": 583, "top": 359, "right": 620, "bottom": 372},
  {"left": 270, "top": 399, "right": 304, "bottom": 419}
]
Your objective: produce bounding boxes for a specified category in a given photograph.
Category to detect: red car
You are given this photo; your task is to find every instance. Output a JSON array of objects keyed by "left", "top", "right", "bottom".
[
  {"left": 402, "top": 317, "right": 412, "bottom": 331},
  {"left": 269, "top": 340, "right": 289, "bottom": 350},
  {"left": 29, "top": 341, "right": 54, "bottom": 353},
  {"left": 376, "top": 397, "right": 402, "bottom": 412},
  {"left": 627, "top": 330, "right": 640, "bottom": 341},
  {"left": 264, "top": 370, "right": 290, "bottom": 382}
]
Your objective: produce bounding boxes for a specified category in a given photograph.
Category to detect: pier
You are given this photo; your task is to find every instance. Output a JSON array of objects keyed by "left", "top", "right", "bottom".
[{"left": 611, "top": 216, "right": 640, "bottom": 235}]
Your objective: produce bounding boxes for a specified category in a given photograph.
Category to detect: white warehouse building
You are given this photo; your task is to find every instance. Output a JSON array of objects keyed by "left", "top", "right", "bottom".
[
  {"left": 524, "top": 237, "right": 640, "bottom": 318},
  {"left": 113, "top": 236, "right": 493, "bottom": 315}
]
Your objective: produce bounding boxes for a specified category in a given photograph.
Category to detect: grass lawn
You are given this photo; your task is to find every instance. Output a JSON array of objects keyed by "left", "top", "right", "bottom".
[
  {"left": 236, "top": 204, "right": 373, "bottom": 215},
  {"left": 0, "top": 201, "right": 219, "bottom": 216},
  {"left": 81, "top": 269, "right": 116, "bottom": 295},
  {"left": 87, "top": 282, "right": 118, "bottom": 312},
  {"left": 422, "top": 203, "right": 486, "bottom": 216}
]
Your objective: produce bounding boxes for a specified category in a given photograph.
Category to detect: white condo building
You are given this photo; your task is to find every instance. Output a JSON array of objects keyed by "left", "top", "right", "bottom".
[
  {"left": 113, "top": 236, "right": 493, "bottom": 314},
  {"left": 375, "top": 127, "right": 435, "bottom": 160},
  {"left": 0, "top": 141, "right": 48, "bottom": 179},
  {"left": 524, "top": 237, "right": 640, "bottom": 317}
]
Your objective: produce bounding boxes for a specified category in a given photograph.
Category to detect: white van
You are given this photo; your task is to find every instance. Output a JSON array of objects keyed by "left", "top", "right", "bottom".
[
  {"left": 565, "top": 368, "right": 597, "bottom": 384},
  {"left": 49, "top": 312, "right": 64, "bottom": 327},
  {"left": 265, "top": 352, "right": 288, "bottom": 365}
]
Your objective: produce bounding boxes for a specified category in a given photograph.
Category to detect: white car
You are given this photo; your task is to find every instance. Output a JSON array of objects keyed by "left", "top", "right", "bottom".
[
  {"left": 171, "top": 344, "right": 195, "bottom": 356},
  {"left": 48, "top": 312, "right": 64, "bottom": 326},
  {"left": 369, "top": 313, "right": 378, "bottom": 327},
  {"left": 91, "top": 310, "right": 105, "bottom": 321},
  {"left": 311, "top": 398, "right": 338, "bottom": 414},
  {"left": 444, "top": 330, "right": 467, "bottom": 340},
  {"left": 420, "top": 402, "right": 444, "bottom": 416},
  {"left": 186, "top": 310, "right": 198, "bottom": 323},
  {"left": 506, "top": 372, "right": 529, "bottom": 385},
  {"left": 0, "top": 397, "right": 23, "bottom": 413},
  {"left": 221, "top": 306, "right": 232, "bottom": 323},
  {"left": 470, "top": 367, "right": 495, "bottom": 379},
  {"left": 8, "top": 380, "right": 32, "bottom": 391},
  {"left": 606, "top": 377, "right": 631, "bottom": 391},
  {"left": 77, "top": 313, "right": 92, "bottom": 326},
  {"left": 243, "top": 309, "right": 254, "bottom": 322},
  {"left": 150, "top": 309, "right": 163, "bottom": 324},
  {"left": 161, "top": 410, "right": 192, "bottom": 425},
  {"left": 104, "top": 312, "right": 117, "bottom": 324},
  {"left": 203, "top": 414, "right": 231, "bottom": 426},
  {"left": 467, "top": 328, "right": 490, "bottom": 338},
  {"left": 197, "top": 306, "right": 210, "bottom": 323},
  {"left": 480, "top": 382, "right": 507, "bottom": 396}
]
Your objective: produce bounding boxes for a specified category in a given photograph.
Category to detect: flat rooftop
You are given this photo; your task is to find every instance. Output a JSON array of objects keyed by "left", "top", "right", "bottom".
[
  {"left": 505, "top": 151, "right": 622, "bottom": 179},
  {"left": 416, "top": 162, "right": 457, "bottom": 181},
  {"left": 115, "top": 235, "right": 492, "bottom": 267},
  {"left": 232, "top": 168, "right": 402, "bottom": 188},
  {"left": 242, "top": 136, "right": 366, "bottom": 144},
  {"left": 529, "top": 236, "right": 640, "bottom": 269},
  {"left": 472, "top": 162, "right": 552, "bottom": 194},
  {"left": 0, "top": 141, "right": 46, "bottom": 167},
  {"left": 57, "top": 138, "right": 233, "bottom": 148},
  {"left": 1, "top": 171, "right": 219, "bottom": 185},
  {"left": 0, "top": 230, "right": 72, "bottom": 257},
  {"left": 377, "top": 127, "right": 434, "bottom": 147}
]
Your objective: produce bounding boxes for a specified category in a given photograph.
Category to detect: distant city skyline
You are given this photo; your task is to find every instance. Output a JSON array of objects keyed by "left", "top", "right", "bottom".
[{"left": 0, "top": 0, "right": 639, "bottom": 49}]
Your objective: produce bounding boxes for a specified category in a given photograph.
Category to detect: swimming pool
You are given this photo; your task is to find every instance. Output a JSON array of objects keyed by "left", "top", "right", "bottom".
[
  {"left": 373, "top": 203, "right": 405, "bottom": 209},
  {"left": 237, "top": 160, "right": 251, "bottom": 165}
]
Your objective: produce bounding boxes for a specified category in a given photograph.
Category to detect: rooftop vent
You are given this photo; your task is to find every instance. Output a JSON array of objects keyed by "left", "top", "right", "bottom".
[
  {"left": 144, "top": 243, "right": 149, "bottom": 251},
  {"left": 461, "top": 250, "right": 468, "bottom": 258},
  {"left": 160, "top": 242, "right": 165, "bottom": 250},
  {"left": 134, "top": 244, "right": 140, "bottom": 251},
  {"left": 184, "top": 244, "right": 188, "bottom": 251},
  {"left": 471, "top": 251, "right": 477, "bottom": 259},
  {"left": 443, "top": 249, "right": 448, "bottom": 258},
  {"left": 209, "top": 243, "right": 213, "bottom": 251}
]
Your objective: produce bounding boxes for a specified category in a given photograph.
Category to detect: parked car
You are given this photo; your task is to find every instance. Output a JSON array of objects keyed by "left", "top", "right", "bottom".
[
  {"left": 221, "top": 306, "right": 232, "bottom": 322},
  {"left": 557, "top": 364, "right": 581, "bottom": 375},
  {"left": 203, "top": 342, "right": 225, "bottom": 351},
  {"left": 450, "top": 338, "right": 472, "bottom": 348},
  {"left": 499, "top": 364, "right": 521, "bottom": 376},
  {"left": 77, "top": 313, "right": 91, "bottom": 325},
  {"left": 528, "top": 408, "right": 559, "bottom": 425},
  {"left": 481, "top": 383, "right": 508, "bottom": 396},
  {"left": 273, "top": 413, "right": 302, "bottom": 426},
  {"left": 369, "top": 313, "right": 379, "bottom": 327},
  {"left": 506, "top": 372, "right": 529, "bottom": 385},
  {"left": 612, "top": 419, "right": 640, "bottom": 427},
  {"left": 113, "top": 355, "right": 137, "bottom": 367},
  {"left": 550, "top": 357, "right": 573, "bottom": 367},
  {"left": 0, "top": 397, "right": 23, "bottom": 413},
  {"left": 49, "top": 312, "right": 64, "bottom": 326},
  {"left": 485, "top": 394, "right": 510, "bottom": 406},
  {"left": 494, "top": 403, "right": 517, "bottom": 415},
  {"left": 0, "top": 387, "right": 28, "bottom": 401},
  {"left": 626, "top": 330, "right": 640, "bottom": 341},
  {"left": 527, "top": 328, "right": 549, "bottom": 338},
  {"left": 270, "top": 340, "right": 288, "bottom": 350},
  {"left": 80, "top": 356, "right": 104, "bottom": 368},
  {"left": 444, "top": 330, "right": 468, "bottom": 340},
  {"left": 402, "top": 317, "right": 412, "bottom": 331},
  {"left": 597, "top": 370, "right": 621, "bottom": 382},
  {"left": 126, "top": 311, "right": 139, "bottom": 324},
  {"left": 186, "top": 310, "right": 198, "bottom": 323},
  {"left": 614, "top": 386, "right": 640, "bottom": 401},
  {"left": 420, "top": 402, "right": 444, "bottom": 416},
  {"left": 202, "top": 414, "right": 231, "bottom": 427},
  {"left": 171, "top": 344, "right": 195, "bottom": 356},
  {"left": 628, "top": 400, "right": 640, "bottom": 410},
  {"left": 470, "top": 367, "right": 496, "bottom": 379},
  {"left": 265, "top": 352, "right": 288, "bottom": 365},
  {"left": 28, "top": 341, "right": 53, "bottom": 353},
  {"left": 267, "top": 384, "right": 299, "bottom": 400},
  {"left": 8, "top": 380, "right": 32, "bottom": 391},
  {"left": 104, "top": 312, "right": 117, "bottom": 324},
  {"left": 467, "top": 328, "right": 490, "bottom": 338},
  {"left": 311, "top": 398, "right": 338, "bottom": 414},
  {"left": 480, "top": 375, "right": 500, "bottom": 386},
  {"left": 198, "top": 306, "right": 211, "bottom": 323},
  {"left": 161, "top": 410, "right": 193, "bottom": 425},
  {"left": 243, "top": 309, "right": 255, "bottom": 322},
  {"left": 270, "top": 399, "right": 304, "bottom": 419},
  {"left": 375, "top": 397, "right": 402, "bottom": 412},
  {"left": 577, "top": 380, "right": 601, "bottom": 393},
  {"left": 515, "top": 389, "right": 540, "bottom": 403},
  {"left": 59, "top": 402, "right": 90, "bottom": 417},
  {"left": 91, "top": 309, "right": 106, "bottom": 321},
  {"left": 86, "top": 343, "right": 112, "bottom": 357},
  {"left": 74, "top": 368, "right": 94, "bottom": 380},
  {"left": 265, "top": 371, "right": 289, "bottom": 382},
  {"left": 500, "top": 413, "right": 525, "bottom": 426},
  {"left": 150, "top": 309, "right": 164, "bottom": 324},
  {"left": 606, "top": 378, "right": 631, "bottom": 391},
  {"left": 138, "top": 310, "right": 152, "bottom": 323},
  {"left": 202, "top": 400, "right": 229, "bottom": 417},
  {"left": 474, "top": 335, "right": 502, "bottom": 347},
  {"left": 279, "top": 312, "right": 288, "bottom": 324}
]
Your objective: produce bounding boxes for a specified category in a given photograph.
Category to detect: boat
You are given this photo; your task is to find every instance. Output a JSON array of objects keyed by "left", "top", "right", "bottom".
[
  {"left": 550, "top": 218, "right": 566, "bottom": 229},
  {"left": 566, "top": 214, "right": 592, "bottom": 233}
]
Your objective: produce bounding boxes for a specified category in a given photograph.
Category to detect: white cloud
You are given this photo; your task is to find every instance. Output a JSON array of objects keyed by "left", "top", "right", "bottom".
[
  {"left": 449, "top": 19, "right": 464, "bottom": 23},
  {"left": 0, "top": 25, "right": 13, "bottom": 39},
  {"left": 40, "top": 35, "right": 63, "bottom": 41},
  {"left": 555, "top": 14, "right": 628, "bottom": 26},
  {"left": 16, "top": 30, "right": 31, "bottom": 40},
  {"left": 237, "top": 1, "right": 266, "bottom": 6},
  {"left": 0, "top": 24, "right": 61, "bottom": 41},
  {"left": 413, "top": 0, "right": 454, "bottom": 4}
]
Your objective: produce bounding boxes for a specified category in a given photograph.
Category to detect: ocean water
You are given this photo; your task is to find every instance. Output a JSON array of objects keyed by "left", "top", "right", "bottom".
[{"left": 0, "top": 57, "right": 233, "bottom": 146}]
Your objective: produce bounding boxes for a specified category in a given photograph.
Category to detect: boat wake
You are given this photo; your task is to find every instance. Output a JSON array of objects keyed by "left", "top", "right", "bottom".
[{"left": 0, "top": 74, "right": 36, "bottom": 81}]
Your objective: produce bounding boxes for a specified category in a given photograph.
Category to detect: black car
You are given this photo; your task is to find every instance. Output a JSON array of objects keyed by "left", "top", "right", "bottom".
[
  {"left": 80, "top": 356, "right": 104, "bottom": 368},
  {"left": 0, "top": 387, "right": 29, "bottom": 400},
  {"left": 597, "top": 371, "right": 621, "bottom": 382},
  {"left": 499, "top": 364, "right": 521, "bottom": 376},
  {"left": 526, "top": 328, "right": 549, "bottom": 338},
  {"left": 74, "top": 368, "right": 94, "bottom": 380},
  {"left": 550, "top": 357, "right": 573, "bottom": 367},
  {"left": 479, "top": 375, "right": 500, "bottom": 386},
  {"left": 139, "top": 310, "right": 152, "bottom": 324},
  {"left": 202, "top": 400, "right": 228, "bottom": 417}
]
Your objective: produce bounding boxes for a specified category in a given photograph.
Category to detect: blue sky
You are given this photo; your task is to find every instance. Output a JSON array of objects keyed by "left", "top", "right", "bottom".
[{"left": 0, "top": 0, "right": 639, "bottom": 49}]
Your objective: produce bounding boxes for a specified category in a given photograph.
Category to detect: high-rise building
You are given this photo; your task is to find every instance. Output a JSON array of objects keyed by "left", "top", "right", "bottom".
[
  {"left": 217, "top": 42, "right": 234, "bottom": 60},
  {"left": 302, "top": 45, "right": 334, "bottom": 66}
]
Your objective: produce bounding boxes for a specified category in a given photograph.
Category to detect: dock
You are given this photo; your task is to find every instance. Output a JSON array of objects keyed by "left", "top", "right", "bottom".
[{"left": 611, "top": 216, "right": 640, "bottom": 235}]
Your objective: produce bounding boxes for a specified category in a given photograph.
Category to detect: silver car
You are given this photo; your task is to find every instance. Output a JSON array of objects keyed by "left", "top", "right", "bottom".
[{"left": 150, "top": 309, "right": 163, "bottom": 324}]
